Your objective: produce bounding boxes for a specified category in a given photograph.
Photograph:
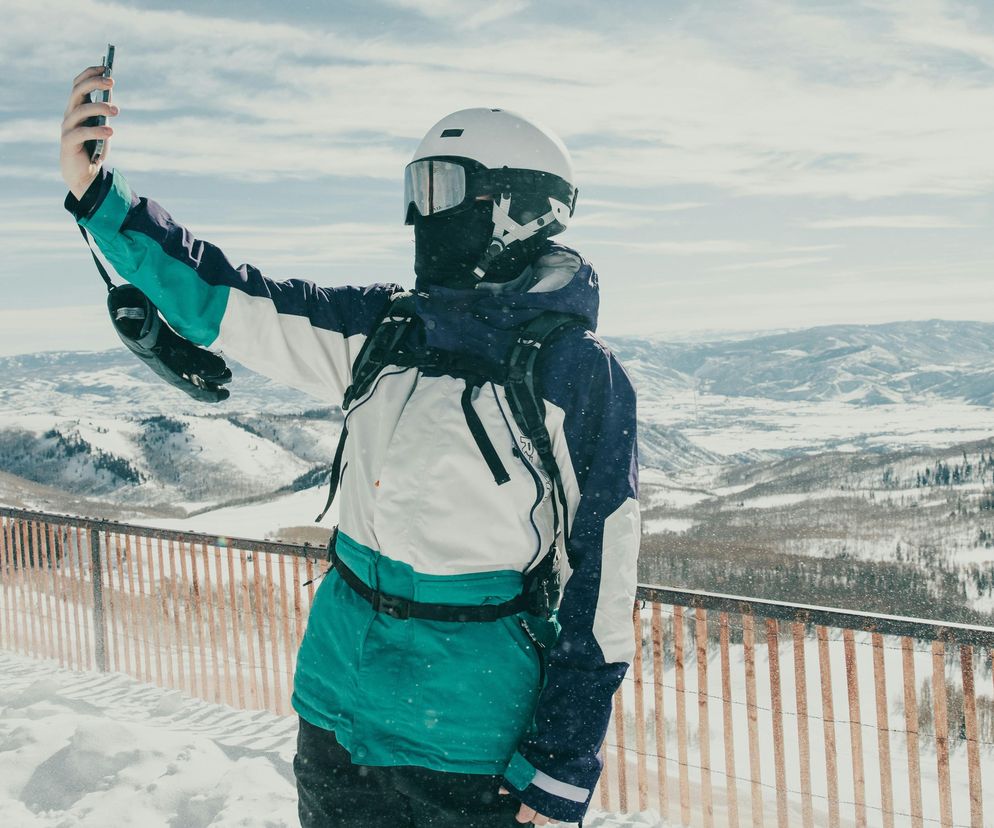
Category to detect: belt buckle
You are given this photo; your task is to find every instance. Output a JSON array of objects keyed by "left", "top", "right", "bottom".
[{"left": 373, "top": 591, "right": 411, "bottom": 620}]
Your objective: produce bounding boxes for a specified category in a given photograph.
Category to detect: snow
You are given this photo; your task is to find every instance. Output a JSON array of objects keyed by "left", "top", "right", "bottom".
[
  {"left": 0, "top": 652, "right": 298, "bottom": 827},
  {"left": 643, "top": 518, "right": 697, "bottom": 534},
  {"left": 68, "top": 418, "right": 144, "bottom": 461},
  {"left": 0, "top": 653, "right": 668, "bottom": 827},
  {"left": 642, "top": 486, "right": 713, "bottom": 511},
  {"left": 129, "top": 487, "right": 338, "bottom": 540},
  {"left": 3, "top": 336, "right": 993, "bottom": 824},
  {"left": 727, "top": 490, "right": 843, "bottom": 510},
  {"left": 660, "top": 395, "right": 994, "bottom": 457},
  {"left": 174, "top": 417, "right": 309, "bottom": 481}
]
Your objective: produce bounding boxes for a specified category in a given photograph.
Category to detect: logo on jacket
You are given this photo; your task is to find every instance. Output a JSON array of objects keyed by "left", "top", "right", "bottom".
[{"left": 519, "top": 436, "right": 552, "bottom": 503}]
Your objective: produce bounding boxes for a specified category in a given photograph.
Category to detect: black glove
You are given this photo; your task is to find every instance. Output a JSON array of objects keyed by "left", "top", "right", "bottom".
[{"left": 107, "top": 284, "right": 232, "bottom": 403}]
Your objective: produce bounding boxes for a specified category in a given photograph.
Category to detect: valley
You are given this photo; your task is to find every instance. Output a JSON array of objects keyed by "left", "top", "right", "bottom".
[{"left": 2, "top": 319, "right": 992, "bottom": 623}]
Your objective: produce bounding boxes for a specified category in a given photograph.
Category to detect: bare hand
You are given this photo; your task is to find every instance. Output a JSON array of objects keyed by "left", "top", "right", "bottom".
[
  {"left": 499, "top": 786, "right": 559, "bottom": 825},
  {"left": 60, "top": 65, "right": 119, "bottom": 200}
]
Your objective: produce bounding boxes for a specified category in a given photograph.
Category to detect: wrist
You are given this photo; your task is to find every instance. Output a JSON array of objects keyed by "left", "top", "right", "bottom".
[
  {"left": 65, "top": 168, "right": 114, "bottom": 222},
  {"left": 70, "top": 174, "right": 99, "bottom": 202}
]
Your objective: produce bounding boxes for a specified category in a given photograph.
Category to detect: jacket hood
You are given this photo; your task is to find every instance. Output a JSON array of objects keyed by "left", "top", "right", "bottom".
[{"left": 411, "top": 242, "right": 598, "bottom": 364}]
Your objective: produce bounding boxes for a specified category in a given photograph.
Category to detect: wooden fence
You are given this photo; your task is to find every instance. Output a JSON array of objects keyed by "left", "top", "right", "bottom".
[{"left": 1, "top": 507, "right": 992, "bottom": 827}]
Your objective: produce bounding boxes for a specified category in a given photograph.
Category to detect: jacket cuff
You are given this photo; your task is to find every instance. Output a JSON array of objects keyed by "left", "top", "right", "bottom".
[
  {"left": 64, "top": 168, "right": 137, "bottom": 241},
  {"left": 64, "top": 167, "right": 114, "bottom": 221},
  {"left": 502, "top": 751, "right": 592, "bottom": 823}
]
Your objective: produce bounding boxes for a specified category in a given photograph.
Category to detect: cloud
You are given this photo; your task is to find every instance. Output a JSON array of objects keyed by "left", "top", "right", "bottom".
[
  {"left": 0, "top": 305, "right": 119, "bottom": 356},
  {"left": 570, "top": 211, "right": 668, "bottom": 230},
  {"left": 712, "top": 256, "right": 831, "bottom": 272},
  {"left": 0, "top": 165, "right": 63, "bottom": 183},
  {"left": 805, "top": 214, "right": 975, "bottom": 229},
  {"left": 876, "top": 0, "right": 994, "bottom": 69},
  {"left": 8, "top": 0, "right": 994, "bottom": 338},
  {"left": 782, "top": 244, "right": 840, "bottom": 253},
  {"left": 113, "top": 121, "right": 410, "bottom": 183},
  {"left": 380, "top": 0, "right": 530, "bottom": 29},
  {"left": 3, "top": 215, "right": 410, "bottom": 268},
  {"left": 13, "top": 0, "right": 994, "bottom": 200},
  {"left": 597, "top": 239, "right": 759, "bottom": 255},
  {"left": 192, "top": 221, "right": 411, "bottom": 266},
  {"left": 0, "top": 212, "right": 103, "bottom": 258},
  {"left": 581, "top": 199, "right": 708, "bottom": 213}
]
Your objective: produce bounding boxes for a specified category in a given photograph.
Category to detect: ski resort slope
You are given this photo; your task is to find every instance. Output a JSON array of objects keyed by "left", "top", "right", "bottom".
[
  {"left": 0, "top": 653, "right": 664, "bottom": 828},
  {"left": 129, "top": 486, "right": 340, "bottom": 543}
]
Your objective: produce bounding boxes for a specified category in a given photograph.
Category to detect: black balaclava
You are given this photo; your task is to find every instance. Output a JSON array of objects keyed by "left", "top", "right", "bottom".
[
  {"left": 413, "top": 200, "right": 493, "bottom": 290},
  {"left": 413, "top": 193, "right": 555, "bottom": 290}
]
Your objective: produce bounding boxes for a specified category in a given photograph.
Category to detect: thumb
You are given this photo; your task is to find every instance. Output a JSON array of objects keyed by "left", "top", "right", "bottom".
[{"left": 499, "top": 787, "right": 509, "bottom": 795}]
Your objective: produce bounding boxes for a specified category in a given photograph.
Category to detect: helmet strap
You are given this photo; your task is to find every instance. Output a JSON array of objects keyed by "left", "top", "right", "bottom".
[{"left": 473, "top": 194, "right": 559, "bottom": 281}]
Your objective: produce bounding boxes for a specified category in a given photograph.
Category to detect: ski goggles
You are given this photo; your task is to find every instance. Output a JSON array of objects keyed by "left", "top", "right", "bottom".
[
  {"left": 404, "top": 159, "right": 471, "bottom": 223},
  {"left": 403, "top": 157, "right": 578, "bottom": 224}
]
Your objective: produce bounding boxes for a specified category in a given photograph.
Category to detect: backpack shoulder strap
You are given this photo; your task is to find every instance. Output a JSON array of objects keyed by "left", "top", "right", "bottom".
[
  {"left": 316, "top": 292, "right": 418, "bottom": 522},
  {"left": 504, "top": 312, "right": 586, "bottom": 565},
  {"left": 342, "top": 291, "right": 419, "bottom": 410}
]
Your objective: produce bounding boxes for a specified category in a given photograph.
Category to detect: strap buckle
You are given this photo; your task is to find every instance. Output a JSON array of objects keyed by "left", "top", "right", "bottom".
[
  {"left": 371, "top": 591, "right": 411, "bottom": 620},
  {"left": 526, "top": 579, "right": 555, "bottom": 618}
]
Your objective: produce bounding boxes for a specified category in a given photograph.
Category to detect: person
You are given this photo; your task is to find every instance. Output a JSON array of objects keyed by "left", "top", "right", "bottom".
[{"left": 60, "top": 63, "right": 640, "bottom": 827}]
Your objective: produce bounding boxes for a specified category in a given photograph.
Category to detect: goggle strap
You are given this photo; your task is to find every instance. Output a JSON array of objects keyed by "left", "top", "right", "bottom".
[
  {"left": 492, "top": 195, "right": 559, "bottom": 243},
  {"left": 473, "top": 197, "right": 559, "bottom": 280}
]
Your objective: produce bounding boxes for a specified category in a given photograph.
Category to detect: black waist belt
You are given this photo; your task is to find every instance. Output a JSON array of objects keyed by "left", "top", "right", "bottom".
[{"left": 331, "top": 548, "right": 529, "bottom": 622}]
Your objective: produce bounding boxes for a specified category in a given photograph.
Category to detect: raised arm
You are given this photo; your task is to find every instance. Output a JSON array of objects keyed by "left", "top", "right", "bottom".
[{"left": 60, "top": 65, "right": 397, "bottom": 404}]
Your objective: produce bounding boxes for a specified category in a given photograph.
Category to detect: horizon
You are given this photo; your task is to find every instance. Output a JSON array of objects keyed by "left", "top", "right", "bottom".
[
  {"left": 4, "top": 0, "right": 994, "bottom": 354},
  {"left": 1, "top": 313, "right": 992, "bottom": 359}
]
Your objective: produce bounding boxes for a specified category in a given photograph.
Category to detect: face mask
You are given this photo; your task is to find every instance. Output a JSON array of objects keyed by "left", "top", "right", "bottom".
[
  {"left": 413, "top": 195, "right": 556, "bottom": 290},
  {"left": 413, "top": 200, "right": 494, "bottom": 289}
]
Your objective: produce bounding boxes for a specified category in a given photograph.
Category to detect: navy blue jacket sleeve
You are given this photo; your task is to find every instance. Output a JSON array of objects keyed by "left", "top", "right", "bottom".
[
  {"left": 503, "top": 335, "right": 640, "bottom": 823},
  {"left": 66, "top": 167, "right": 400, "bottom": 404}
]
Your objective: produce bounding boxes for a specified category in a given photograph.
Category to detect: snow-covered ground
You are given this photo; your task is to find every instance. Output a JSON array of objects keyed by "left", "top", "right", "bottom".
[
  {"left": 0, "top": 652, "right": 667, "bottom": 827},
  {"left": 128, "top": 487, "right": 339, "bottom": 542},
  {"left": 642, "top": 518, "right": 697, "bottom": 535},
  {"left": 642, "top": 390, "right": 994, "bottom": 458},
  {"left": 0, "top": 652, "right": 298, "bottom": 827}
]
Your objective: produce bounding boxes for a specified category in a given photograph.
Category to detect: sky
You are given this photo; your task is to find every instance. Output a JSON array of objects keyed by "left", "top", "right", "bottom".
[{"left": 2, "top": 0, "right": 994, "bottom": 355}]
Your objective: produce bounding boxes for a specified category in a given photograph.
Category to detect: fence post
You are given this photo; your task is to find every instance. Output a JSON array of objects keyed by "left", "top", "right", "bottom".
[{"left": 89, "top": 529, "right": 107, "bottom": 672}]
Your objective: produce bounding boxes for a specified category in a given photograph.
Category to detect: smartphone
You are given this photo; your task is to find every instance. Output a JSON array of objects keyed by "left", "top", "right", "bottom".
[{"left": 84, "top": 44, "right": 115, "bottom": 163}]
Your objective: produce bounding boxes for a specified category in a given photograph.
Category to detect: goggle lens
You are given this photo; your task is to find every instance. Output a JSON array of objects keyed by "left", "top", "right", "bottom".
[{"left": 404, "top": 160, "right": 467, "bottom": 222}]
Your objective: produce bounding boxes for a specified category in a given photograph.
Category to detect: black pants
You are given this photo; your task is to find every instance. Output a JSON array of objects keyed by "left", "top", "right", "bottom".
[{"left": 294, "top": 717, "right": 532, "bottom": 827}]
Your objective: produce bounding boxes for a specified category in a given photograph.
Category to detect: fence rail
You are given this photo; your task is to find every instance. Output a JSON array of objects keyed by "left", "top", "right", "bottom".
[{"left": 1, "top": 506, "right": 992, "bottom": 828}]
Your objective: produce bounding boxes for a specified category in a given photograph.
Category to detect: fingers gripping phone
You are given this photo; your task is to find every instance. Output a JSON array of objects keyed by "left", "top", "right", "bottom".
[{"left": 84, "top": 44, "right": 115, "bottom": 163}]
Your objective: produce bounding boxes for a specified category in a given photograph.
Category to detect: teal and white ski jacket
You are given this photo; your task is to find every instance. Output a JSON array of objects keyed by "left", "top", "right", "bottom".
[{"left": 66, "top": 168, "right": 641, "bottom": 823}]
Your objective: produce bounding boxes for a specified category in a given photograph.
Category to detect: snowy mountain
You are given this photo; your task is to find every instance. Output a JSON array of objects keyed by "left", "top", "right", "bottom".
[
  {"left": 611, "top": 319, "right": 994, "bottom": 406},
  {"left": 0, "top": 350, "right": 341, "bottom": 515},
  {"left": 0, "top": 319, "right": 992, "bottom": 520},
  {"left": 639, "top": 437, "right": 994, "bottom": 624},
  {"left": 0, "top": 350, "right": 319, "bottom": 414},
  {"left": 612, "top": 319, "right": 994, "bottom": 465}
]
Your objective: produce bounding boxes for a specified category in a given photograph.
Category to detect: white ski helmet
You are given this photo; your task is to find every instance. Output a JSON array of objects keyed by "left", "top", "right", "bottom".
[{"left": 404, "top": 108, "right": 578, "bottom": 280}]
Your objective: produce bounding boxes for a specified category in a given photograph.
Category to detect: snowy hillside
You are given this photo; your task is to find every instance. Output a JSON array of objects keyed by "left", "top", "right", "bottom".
[
  {"left": 1, "top": 319, "right": 993, "bottom": 621},
  {"left": 638, "top": 439, "right": 994, "bottom": 624},
  {"left": 0, "top": 653, "right": 660, "bottom": 828},
  {"left": 2, "top": 320, "right": 993, "bottom": 517},
  {"left": 0, "top": 350, "right": 343, "bottom": 516},
  {"left": 612, "top": 319, "right": 994, "bottom": 406}
]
